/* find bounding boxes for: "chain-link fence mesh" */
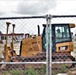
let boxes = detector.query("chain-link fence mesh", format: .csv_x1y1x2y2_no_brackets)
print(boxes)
0,64,46,75
0,15,76,75
51,15,76,75
0,16,47,75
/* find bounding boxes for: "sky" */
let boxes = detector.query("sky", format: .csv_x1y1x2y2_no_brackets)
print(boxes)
0,0,76,16
0,0,76,34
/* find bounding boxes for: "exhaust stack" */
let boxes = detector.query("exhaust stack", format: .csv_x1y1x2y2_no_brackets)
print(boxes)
37,25,40,36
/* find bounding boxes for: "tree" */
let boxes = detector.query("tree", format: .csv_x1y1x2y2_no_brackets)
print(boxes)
0,31,2,34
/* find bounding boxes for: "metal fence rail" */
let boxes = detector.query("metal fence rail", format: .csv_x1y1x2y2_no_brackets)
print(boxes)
0,62,46,64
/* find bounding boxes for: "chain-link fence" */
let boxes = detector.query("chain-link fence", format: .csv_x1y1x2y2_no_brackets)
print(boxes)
0,15,76,75
0,16,47,75
51,15,76,75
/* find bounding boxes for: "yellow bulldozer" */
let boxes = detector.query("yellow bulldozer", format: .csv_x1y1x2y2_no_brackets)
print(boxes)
1,22,76,69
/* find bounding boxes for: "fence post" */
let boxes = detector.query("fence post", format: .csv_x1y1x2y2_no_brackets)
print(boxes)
46,14,52,75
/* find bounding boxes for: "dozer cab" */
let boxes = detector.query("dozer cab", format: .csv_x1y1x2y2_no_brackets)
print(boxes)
2,22,76,69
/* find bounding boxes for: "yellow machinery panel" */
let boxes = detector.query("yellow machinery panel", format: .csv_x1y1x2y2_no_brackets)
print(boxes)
21,36,42,57
56,41,74,52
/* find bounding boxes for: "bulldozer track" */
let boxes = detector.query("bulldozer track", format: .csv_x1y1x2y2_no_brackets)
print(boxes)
0,52,76,74
0,52,46,70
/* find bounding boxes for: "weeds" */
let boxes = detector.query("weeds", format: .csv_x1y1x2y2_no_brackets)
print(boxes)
1,64,46,75
55,64,69,74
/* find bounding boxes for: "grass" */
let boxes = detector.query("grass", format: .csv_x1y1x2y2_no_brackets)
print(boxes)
2,69,38,75
1,71,9,75
54,64,73,75
1,65,46,75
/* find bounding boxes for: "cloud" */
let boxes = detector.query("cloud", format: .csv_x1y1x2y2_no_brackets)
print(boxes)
66,8,76,15
16,0,56,15
0,12,4,15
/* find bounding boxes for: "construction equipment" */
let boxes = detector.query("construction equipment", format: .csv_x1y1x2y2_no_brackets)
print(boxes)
1,22,76,70
2,22,17,62
20,23,75,68
2,22,11,61
11,24,15,50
